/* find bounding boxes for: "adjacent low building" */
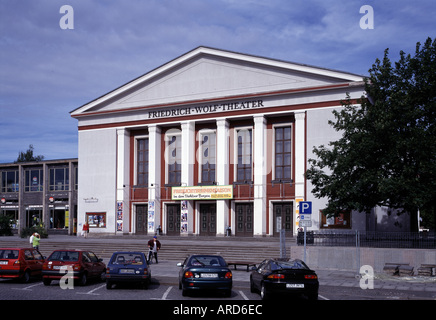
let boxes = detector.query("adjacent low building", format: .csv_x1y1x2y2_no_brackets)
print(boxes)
0,159,78,235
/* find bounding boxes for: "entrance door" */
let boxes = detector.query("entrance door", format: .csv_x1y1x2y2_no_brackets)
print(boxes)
200,204,216,236
273,202,293,236
167,204,181,236
235,203,254,237
135,205,148,235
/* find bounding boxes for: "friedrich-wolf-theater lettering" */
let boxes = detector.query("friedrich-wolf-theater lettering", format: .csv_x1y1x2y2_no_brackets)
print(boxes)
148,99,264,119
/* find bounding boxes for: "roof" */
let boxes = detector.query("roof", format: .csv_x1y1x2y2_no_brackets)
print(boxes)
70,46,365,118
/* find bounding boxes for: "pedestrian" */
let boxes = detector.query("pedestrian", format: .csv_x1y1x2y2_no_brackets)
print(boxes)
82,222,89,238
32,233,40,250
147,236,161,264
29,232,35,247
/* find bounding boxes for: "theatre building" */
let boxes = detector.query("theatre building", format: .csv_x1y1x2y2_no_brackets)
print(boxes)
70,47,367,237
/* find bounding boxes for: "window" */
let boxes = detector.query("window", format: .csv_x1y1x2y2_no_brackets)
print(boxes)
321,210,351,229
1,170,19,192
49,167,69,191
86,212,106,228
167,134,181,185
137,138,149,186
74,166,78,190
275,126,292,181
236,128,252,182
199,131,216,184
25,168,43,192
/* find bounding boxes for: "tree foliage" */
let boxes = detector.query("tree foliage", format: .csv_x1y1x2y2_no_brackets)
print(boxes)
15,144,44,163
305,37,436,230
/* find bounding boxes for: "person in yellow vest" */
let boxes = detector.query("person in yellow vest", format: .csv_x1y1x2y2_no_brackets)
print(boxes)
32,233,40,250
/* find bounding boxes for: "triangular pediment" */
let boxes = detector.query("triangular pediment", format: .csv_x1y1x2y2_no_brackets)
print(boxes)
71,47,363,116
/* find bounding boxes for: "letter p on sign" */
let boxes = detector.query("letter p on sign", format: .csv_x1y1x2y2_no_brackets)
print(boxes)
299,201,312,214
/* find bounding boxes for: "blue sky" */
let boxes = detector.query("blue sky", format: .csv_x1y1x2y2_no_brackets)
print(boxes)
0,0,435,163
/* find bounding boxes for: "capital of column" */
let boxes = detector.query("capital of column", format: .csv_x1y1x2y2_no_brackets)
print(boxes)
148,124,161,134
253,114,267,125
294,112,306,121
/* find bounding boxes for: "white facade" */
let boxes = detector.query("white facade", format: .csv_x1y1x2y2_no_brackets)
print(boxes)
71,47,368,237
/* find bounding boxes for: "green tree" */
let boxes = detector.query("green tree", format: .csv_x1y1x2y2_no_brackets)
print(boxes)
15,144,44,163
305,37,436,231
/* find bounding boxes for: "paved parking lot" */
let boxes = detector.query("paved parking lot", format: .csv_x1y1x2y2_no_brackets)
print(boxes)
0,278,261,300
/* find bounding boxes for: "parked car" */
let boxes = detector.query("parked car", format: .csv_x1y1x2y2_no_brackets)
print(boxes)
250,258,319,300
42,249,106,286
177,254,232,297
0,248,45,283
106,251,151,289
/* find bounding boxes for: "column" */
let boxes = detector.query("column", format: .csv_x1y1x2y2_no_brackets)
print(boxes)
148,125,161,233
294,112,306,235
216,119,230,236
253,115,267,236
181,121,195,235
116,129,130,234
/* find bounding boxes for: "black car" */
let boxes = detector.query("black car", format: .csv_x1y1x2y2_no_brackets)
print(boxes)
250,258,319,300
106,252,151,289
177,255,232,297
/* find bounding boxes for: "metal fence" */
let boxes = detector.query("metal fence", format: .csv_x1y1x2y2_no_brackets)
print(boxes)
297,230,436,249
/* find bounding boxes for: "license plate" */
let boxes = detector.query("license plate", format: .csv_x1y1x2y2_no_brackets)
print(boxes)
120,269,135,274
286,283,304,288
0,261,8,265
201,273,218,278
53,265,68,270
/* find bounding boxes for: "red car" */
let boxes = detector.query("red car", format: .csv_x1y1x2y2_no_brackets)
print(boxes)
42,249,106,286
0,248,45,283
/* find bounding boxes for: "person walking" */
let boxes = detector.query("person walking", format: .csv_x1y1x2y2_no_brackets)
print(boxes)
82,222,89,238
32,233,40,250
147,236,161,264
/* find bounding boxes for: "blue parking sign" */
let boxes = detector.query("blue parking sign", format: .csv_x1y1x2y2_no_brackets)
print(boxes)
299,201,312,214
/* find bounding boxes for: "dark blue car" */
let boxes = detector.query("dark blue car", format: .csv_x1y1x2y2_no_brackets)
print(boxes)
177,254,232,297
106,252,151,289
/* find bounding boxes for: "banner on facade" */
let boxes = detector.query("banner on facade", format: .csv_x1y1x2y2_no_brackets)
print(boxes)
171,185,233,200
148,201,155,233
181,200,188,234
116,202,123,231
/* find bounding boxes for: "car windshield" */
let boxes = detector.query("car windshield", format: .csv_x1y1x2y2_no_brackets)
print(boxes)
0,250,19,259
110,253,145,265
48,251,79,262
272,260,309,270
188,256,226,267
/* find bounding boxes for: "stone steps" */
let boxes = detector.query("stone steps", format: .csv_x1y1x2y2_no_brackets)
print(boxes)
0,237,284,263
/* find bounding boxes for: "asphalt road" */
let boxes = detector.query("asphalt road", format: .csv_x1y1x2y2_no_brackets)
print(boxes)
1,275,433,301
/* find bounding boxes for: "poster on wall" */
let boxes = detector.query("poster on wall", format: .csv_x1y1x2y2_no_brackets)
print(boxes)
117,202,123,231
181,200,188,234
148,201,155,233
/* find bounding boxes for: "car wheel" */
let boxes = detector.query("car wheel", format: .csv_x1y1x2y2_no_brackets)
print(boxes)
100,270,106,282
106,281,113,289
260,282,269,300
250,277,256,293
22,270,31,283
78,272,87,286
182,286,189,297
43,278,52,286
